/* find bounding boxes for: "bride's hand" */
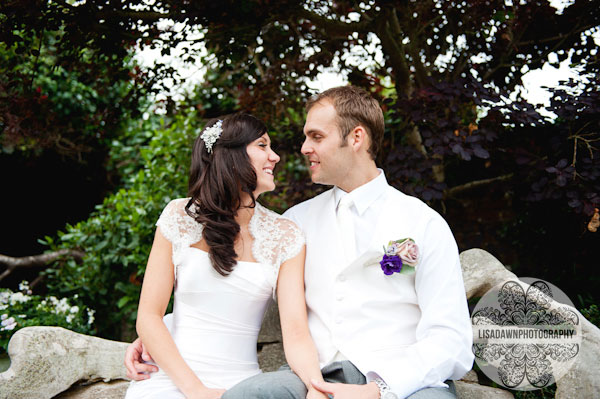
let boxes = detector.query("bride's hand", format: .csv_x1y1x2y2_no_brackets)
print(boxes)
186,387,226,399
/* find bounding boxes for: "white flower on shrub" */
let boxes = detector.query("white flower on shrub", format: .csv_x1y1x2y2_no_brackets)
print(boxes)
9,292,31,305
18,281,32,295
87,309,95,325
0,288,94,345
36,295,83,319
1,316,16,331
55,298,70,314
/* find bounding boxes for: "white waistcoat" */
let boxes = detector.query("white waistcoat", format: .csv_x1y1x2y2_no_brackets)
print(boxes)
284,185,473,398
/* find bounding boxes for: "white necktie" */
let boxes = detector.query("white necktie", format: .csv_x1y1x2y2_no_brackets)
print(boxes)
337,196,356,261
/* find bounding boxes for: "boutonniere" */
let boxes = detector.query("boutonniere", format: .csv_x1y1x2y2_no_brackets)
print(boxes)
379,238,419,275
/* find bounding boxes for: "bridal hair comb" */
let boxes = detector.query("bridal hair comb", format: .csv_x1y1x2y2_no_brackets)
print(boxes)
201,120,223,153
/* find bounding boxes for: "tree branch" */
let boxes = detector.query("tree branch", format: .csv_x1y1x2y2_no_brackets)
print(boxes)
450,52,470,81
483,14,591,82
391,8,428,86
444,173,514,198
96,10,170,22
518,24,595,46
296,7,369,37
0,249,85,282
54,0,169,25
52,0,76,11
251,47,266,80
375,10,411,96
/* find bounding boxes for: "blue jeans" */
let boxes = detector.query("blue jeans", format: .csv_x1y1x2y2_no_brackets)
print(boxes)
222,361,457,399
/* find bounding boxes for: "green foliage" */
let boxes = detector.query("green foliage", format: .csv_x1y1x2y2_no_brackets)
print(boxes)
42,112,200,338
0,23,147,158
0,281,94,353
513,386,556,399
581,304,600,328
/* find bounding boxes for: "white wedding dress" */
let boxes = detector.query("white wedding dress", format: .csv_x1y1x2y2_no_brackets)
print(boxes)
125,198,304,398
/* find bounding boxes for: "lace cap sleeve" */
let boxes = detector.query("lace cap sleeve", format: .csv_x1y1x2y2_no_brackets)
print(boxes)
249,203,305,271
249,204,305,299
156,198,203,270
156,199,188,242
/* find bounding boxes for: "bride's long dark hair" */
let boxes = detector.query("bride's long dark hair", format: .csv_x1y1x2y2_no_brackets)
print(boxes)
186,113,267,276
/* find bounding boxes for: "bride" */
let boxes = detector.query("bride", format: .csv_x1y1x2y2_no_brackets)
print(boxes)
125,114,326,399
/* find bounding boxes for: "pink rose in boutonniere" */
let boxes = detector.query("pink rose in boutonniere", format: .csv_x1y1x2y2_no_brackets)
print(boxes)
379,238,419,275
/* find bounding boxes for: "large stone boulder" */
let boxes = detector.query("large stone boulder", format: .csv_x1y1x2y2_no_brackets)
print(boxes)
0,327,128,399
55,380,130,399
258,300,282,344
453,370,513,398
257,302,287,372
459,248,518,298
555,315,600,398
454,382,514,399
460,248,600,398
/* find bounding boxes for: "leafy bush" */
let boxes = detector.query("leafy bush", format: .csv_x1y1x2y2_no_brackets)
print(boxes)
581,304,600,328
0,23,147,159
0,281,95,353
513,386,556,399
42,111,200,339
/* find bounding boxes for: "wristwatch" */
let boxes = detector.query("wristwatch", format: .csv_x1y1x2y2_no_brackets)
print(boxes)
374,378,398,399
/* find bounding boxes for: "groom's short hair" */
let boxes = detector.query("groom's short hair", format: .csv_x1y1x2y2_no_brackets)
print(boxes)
306,86,384,159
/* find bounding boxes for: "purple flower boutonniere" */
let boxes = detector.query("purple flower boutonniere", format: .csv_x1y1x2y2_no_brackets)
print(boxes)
379,238,419,275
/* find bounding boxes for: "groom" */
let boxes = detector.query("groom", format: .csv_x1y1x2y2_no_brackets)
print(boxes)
126,86,474,398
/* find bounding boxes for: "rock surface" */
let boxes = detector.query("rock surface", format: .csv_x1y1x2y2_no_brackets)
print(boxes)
555,315,600,398
454,381,514,399
54,380,130,399
459,248,518,299
258,301,282,344
460,248,600,398
257,342,286,372
0,327,128,399
1,248,598,399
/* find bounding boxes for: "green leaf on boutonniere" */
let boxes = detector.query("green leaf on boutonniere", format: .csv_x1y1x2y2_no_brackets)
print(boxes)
398,264,417,275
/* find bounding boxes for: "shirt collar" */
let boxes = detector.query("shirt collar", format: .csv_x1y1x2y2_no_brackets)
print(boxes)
333,169,388,216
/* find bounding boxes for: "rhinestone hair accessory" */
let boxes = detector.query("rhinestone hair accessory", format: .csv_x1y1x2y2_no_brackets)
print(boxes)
201,120,223,153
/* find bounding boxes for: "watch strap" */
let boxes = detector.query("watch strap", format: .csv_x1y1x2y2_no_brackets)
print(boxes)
373,378,398,399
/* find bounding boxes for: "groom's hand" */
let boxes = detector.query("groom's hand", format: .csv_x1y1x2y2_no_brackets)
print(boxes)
310,379,379,399
125,337,158,380
307,386,330,399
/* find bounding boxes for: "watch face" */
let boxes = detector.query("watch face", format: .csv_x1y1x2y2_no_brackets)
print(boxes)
383,393,398,399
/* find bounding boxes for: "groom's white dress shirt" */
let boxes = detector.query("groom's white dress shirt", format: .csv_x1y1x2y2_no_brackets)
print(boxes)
283,170,474,399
